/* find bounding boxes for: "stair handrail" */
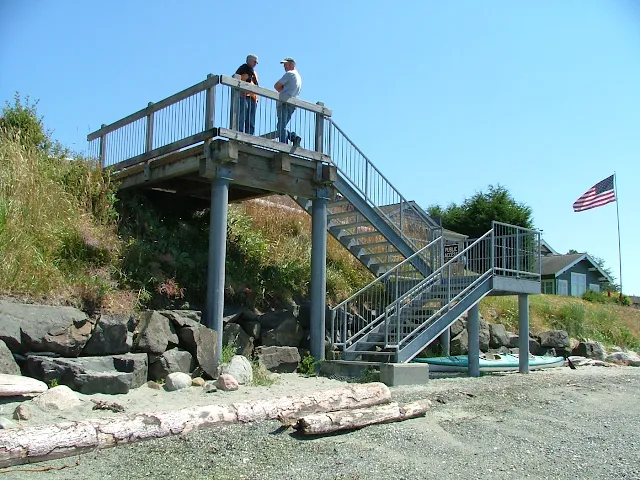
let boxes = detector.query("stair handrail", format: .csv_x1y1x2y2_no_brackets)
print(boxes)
327,121,441,252
384,229,493,348
330,236,443,347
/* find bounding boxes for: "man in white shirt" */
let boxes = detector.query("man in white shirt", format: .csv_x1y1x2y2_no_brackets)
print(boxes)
274,57,302,146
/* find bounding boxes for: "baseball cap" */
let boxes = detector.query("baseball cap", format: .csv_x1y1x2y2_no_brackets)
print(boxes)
280,57,296,64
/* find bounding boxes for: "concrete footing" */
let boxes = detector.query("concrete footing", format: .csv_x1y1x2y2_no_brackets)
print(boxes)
380,363,430,387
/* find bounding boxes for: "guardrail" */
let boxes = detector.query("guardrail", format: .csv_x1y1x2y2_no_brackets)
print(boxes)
87,74,332,169
330,237,443,348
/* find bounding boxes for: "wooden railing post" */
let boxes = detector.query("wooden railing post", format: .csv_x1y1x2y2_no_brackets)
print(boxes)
98,124,107,168
145,102,154,153
205,73,215,130
315,101,325,154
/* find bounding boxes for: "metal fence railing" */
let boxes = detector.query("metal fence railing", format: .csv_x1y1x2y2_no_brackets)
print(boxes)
330,237,443,348
87,74,333,170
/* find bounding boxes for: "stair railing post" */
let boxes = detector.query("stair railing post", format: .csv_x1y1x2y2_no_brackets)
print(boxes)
145,102,154,153
516,229,520,278
230,80,239,131
205,73,216,131
314,102,325,155
490,221,495,273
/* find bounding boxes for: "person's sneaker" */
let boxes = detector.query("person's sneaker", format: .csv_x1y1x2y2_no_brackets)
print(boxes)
292,136,302,148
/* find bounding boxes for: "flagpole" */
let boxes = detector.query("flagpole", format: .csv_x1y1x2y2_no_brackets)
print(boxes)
614,172,623,303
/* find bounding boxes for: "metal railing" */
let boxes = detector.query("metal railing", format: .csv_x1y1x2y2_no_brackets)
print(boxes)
87,74,333,169
324,121,441,252
330,236,443,348
384,222,541,349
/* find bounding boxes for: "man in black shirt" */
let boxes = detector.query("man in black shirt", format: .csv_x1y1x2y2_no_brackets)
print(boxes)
234,54,259,135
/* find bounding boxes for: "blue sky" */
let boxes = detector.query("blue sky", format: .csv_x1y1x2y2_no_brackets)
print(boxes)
2,0,639,295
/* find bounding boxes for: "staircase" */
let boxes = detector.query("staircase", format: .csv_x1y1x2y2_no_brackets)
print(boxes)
295,120,541,364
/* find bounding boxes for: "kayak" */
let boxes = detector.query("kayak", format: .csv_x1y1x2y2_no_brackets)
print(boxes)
413,353,565,372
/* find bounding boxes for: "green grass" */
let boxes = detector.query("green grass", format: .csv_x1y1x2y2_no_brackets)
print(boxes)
481,294,640,349
250,361,277,387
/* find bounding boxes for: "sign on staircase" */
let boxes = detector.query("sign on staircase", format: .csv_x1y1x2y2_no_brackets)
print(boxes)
444,243,459,261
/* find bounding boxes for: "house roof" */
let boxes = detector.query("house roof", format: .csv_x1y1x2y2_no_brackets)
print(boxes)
541,253,614,284
540,239,558,256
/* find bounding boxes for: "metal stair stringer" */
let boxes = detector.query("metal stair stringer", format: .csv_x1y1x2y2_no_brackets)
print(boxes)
395,273,494,363
293,175,431,278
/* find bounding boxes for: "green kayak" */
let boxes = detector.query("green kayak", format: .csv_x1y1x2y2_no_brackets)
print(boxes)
413,353,565,372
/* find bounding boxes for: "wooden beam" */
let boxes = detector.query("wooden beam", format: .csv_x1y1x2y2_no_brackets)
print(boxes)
218,128,330,163
111,145,205,181
118,156,201,190
273,153,292,172
106,129,216,172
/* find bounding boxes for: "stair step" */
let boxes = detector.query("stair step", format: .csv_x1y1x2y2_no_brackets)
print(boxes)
338,220,373,229
339,230,382,240
347,350,395,356
329,199,352,208
328,210,360,220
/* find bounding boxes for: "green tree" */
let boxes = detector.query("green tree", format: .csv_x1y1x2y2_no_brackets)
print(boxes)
0,93,52,152
427,185,534,238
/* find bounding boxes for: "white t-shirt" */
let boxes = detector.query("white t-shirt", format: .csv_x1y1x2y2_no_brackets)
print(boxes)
277,69,302,97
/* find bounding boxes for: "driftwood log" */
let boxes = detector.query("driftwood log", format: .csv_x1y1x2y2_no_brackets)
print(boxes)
293,399,431,435
0,382,391,468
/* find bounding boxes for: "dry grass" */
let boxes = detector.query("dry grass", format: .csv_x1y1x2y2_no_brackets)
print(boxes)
0,133,120,308
481,294,640,349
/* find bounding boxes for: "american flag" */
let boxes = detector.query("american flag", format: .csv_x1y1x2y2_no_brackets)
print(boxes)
573,175,616,212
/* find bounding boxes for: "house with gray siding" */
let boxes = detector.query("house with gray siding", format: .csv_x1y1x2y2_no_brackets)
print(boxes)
540,245,613,296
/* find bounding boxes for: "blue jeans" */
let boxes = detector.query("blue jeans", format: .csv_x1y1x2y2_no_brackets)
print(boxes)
238,96,256,135
277,103,296,143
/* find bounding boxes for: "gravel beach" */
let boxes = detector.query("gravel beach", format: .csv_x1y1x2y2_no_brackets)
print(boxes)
3,366,640,480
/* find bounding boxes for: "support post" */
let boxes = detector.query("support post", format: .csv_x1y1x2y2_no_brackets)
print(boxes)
205,74,216,130
440,328,451,356
314,102,325,154
205,176,230,364
310,194,328,362
518,294,530,374
467,304,480,377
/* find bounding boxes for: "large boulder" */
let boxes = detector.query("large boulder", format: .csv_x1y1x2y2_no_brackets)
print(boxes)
148,349,194,381
27,353,148,395
220,355,253,385
572,341,606,361
177,325,218,378
489,324,510,349
258,309,298,330
133,311,179,354
0,374,48,397
0,301,93,356
450,318,466,338
0,339,20,376
507,334,519,349
239,320,261,340
450,330,469,356
538,330,570,349
160,310,201,329
256,346,300,373
222,323,254,356
32,385,82,411
83,314,133,356
479,319,490,352
606,351,640,367
261,317,304,347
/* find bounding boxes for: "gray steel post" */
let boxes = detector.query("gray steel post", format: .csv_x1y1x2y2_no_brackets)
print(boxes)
145,102,154,153
467,304,480,377
205,177,230,364
440,327,451,356
310,194,328,361
518,293,530,374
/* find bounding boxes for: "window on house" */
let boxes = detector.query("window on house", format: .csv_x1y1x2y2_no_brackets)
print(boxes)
571,272,587,297
541,280,554,294
557,279,568,296
589,283,600,293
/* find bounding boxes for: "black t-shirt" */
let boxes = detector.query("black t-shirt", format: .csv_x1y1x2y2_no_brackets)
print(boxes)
235,63,258,85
